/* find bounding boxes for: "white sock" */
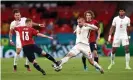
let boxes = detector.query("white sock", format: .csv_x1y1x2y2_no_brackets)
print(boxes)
14,54,19,65
125,53,130,67
60,57,70,66
110,52,115,64
25,57,29,65
93,61,101,69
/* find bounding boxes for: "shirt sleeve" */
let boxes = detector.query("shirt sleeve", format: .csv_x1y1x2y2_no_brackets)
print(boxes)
31,28,39,36
10,22,15,29
127,18,130,26
85,24,98,30
112,18,116,26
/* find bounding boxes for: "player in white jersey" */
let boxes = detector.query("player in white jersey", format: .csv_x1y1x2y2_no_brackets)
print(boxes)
108,8,131,70
9,9,44,72
53,17,104,74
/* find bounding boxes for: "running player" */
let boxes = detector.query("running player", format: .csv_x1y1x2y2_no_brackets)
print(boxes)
82,10,100,71
9,9,44,71
12,18,59,75
108,8,131,69
54,17,104,74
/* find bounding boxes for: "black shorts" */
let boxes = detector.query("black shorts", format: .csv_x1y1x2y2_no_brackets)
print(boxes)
90,42,97,52
23,44,42,62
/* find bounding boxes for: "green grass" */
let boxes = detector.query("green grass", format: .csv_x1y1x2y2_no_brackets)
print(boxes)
1,57,133,80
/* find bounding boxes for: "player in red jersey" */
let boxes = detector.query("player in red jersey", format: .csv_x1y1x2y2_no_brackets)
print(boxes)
12,18,59,75
82,10,101,71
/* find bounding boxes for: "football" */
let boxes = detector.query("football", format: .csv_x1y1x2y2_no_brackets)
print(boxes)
52,64,62,72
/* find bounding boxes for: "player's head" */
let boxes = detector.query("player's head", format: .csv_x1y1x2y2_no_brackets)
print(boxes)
77,17,85,27
25,18,32,27
119,8,126,16
84,10,95,20
13,9,21,20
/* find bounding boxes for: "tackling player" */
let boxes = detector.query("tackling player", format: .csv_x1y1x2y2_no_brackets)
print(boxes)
55,17,104,74
12,18,59,75
82,10,100,71
108,8,131,69
9,9,44,71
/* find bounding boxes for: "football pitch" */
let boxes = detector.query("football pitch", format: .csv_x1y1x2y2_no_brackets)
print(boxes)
1,57,133,80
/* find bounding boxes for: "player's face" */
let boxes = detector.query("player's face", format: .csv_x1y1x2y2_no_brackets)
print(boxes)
14,13,21,20
119,10,125,16
86,13,92,20
77,19,85,27
26,21,32,27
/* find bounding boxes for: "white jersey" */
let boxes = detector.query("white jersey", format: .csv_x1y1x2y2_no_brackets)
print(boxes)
75,25,95,45
112,16,130,37
10,17,27,48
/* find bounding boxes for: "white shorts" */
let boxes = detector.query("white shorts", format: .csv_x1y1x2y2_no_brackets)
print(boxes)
16,36,22,48
69,43,92,59
112,36,129,47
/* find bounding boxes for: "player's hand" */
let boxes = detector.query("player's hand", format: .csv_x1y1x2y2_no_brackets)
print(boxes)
108,35,111,44
97,36,100,41
48,37,54,40
84,23,88,27
39,24,45,27
10,40,15,46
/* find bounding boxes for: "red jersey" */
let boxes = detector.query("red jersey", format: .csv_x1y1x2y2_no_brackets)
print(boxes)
86,19,99,43
14,26,38,47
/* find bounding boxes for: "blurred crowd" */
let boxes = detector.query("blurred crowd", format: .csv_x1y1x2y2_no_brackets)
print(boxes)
1,1,133,36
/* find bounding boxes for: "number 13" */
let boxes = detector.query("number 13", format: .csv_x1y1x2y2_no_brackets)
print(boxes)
22,31,29,41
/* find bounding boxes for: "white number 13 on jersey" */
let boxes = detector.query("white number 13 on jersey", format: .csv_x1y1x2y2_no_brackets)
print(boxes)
22,31,29,41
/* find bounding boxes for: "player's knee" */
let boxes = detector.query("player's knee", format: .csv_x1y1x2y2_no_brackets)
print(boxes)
124,46,129,53
29,59,34,63
16,48,21,54
66,53,74,57
112,47,117,54
93,50,98,57
88,59,93,65
125,48,129,53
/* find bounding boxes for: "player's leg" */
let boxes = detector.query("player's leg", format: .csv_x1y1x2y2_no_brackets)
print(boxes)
82,45,104,74
33,44,59,66
13,48,21,71
108,38,120,69
23,45,46,75
122,38,131,69
57,44,80,67
82,55,88,71
92,42,99,63
108,47,117,69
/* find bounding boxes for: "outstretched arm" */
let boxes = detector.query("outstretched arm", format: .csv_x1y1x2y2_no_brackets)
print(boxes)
32,22,45,27
37,33,53,40
84,23,98,30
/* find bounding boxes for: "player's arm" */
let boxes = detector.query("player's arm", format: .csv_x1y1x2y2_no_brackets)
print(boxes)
37,33,53,40
108,18,116,42
31,28,53,39
32,22,45,27
127,18,131,39
97,25,101,40
73,27,77,33
108,26,115,42
84,23,98,30
9,23,15,46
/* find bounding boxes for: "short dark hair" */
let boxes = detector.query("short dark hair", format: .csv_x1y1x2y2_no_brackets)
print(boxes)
13,9,20,14
84,10,95,19
119,8,126,11
25,18,32,23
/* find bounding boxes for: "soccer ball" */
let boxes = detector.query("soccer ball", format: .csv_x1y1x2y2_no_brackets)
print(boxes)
52,64,62,72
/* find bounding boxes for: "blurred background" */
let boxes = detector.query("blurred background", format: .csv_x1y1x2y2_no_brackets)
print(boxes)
1,1,133,58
